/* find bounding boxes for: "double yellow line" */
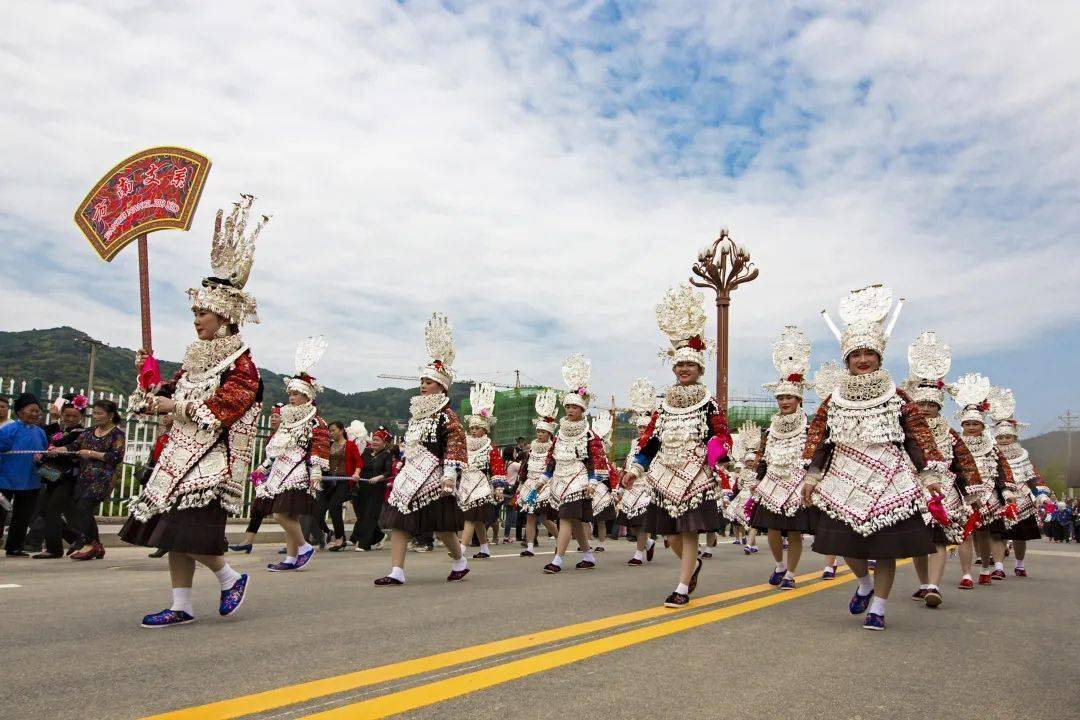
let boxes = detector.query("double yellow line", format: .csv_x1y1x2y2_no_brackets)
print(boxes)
145,566,858,720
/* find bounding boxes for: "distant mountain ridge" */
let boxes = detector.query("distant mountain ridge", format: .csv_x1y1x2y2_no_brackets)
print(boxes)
0,327,469,429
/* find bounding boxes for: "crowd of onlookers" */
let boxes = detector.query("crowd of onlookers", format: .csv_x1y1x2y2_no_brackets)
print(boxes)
1040,497,1080,543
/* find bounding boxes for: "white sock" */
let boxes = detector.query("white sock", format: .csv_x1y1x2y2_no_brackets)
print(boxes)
595,542,604,550
774,562,786,573
552,554,564,568
298,543,313,555
962,573,973,581
927,584,938,591
452,555,467,572
583,551,596,563
170,587,193,615
479,543,490,555
285,555,297,564
675,582,690,594
783,570,794,580
526,543,534,551
632,550,644,561
856,575,874,596
919,583,930,591
214,564,241,591
994,561,1004,572
980,568,991,575
388,566,406,582
867,596,887,616
646,537,655,550
1015,559,1024,569
824,565,834,573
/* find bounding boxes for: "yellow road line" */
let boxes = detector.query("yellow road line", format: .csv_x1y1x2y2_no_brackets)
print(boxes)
300,567,874,720
142,566,844,720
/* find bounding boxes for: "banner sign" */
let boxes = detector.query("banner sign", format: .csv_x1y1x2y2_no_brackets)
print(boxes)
74,146,211,261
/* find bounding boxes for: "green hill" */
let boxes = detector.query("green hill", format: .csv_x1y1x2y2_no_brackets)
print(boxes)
0,326,469,429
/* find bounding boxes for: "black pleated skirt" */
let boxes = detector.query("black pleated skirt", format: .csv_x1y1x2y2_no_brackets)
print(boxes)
558,498,593,522
616,510,646,529
647,497,721,535
811,512,934,560
380,496,463,534
750,504,817,534
269,488,314,518
977,518,1007,538
463,502,493,523
119,501,228,556
1004,516,1042,541
592,504,616,523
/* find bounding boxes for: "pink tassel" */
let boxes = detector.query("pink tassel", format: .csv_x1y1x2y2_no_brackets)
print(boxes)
706,436,727,468
139,355,162,391
250,469,267,487
927,493,949,526
743,497,757,521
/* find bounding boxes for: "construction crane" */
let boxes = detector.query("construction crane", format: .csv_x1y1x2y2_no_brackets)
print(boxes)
377,373,516,389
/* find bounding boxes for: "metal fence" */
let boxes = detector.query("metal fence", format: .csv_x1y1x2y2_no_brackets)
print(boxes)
1,375,275,518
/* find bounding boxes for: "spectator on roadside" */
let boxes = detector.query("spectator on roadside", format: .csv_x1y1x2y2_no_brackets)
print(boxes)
1055,501,1074,544
30,394,87,558
352,426,392,552
0,393,48,556
0,396,11,426
50,399,125,561
318,421,360,551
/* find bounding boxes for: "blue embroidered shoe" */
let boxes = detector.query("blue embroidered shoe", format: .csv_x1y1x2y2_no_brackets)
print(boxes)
778,577,795,591
848,588,874,615
862,612,886,631
141,609,195,629
267,561,298,572
768,569,785,586
295,546,315,569
228,543,253,554
219,573,249,616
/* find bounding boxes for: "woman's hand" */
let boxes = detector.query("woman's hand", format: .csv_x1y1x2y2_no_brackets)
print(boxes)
135,349,147,370
800,483,816,507
154,398,176,415
46,446,70,455
76,449,96,460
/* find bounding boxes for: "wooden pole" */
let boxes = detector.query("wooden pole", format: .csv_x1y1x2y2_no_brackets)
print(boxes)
137,233,152,354
716,292,730,413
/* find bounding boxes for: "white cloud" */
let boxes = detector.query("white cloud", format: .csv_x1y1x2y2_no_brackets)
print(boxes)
1,0,1077,430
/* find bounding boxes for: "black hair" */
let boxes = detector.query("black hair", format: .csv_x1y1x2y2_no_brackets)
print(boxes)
93,398,122,424
329,421,345,433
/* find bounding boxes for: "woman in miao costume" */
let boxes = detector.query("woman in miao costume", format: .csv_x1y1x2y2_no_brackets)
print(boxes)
748,326,817,591
624,285,732,608
953,374,1012,587
802,285,945,631
991,387,1047,578
121,196,265,628
541,353,610,574
619,379,658,567
376,314,470,585
589,410,617,552
724,423,761,555
517,389,560,557
460,383,507,560
257,337,330,572
901,332,978,608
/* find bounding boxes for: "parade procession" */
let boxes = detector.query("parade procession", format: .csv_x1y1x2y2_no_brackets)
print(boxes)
2,3,1078,720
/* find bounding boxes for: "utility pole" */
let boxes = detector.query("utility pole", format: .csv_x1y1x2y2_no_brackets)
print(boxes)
515,369,521,389
76,337,106,397
1060,410,1078,498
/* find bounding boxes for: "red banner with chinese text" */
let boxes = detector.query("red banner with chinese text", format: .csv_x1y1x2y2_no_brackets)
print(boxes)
74,146,211,261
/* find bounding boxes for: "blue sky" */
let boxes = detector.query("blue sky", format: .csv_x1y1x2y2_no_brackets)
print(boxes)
1,0,1078,433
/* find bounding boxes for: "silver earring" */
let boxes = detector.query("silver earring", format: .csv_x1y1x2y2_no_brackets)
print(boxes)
215,324,228,338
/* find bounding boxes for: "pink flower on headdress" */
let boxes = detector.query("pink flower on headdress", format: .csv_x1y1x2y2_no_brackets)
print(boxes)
72,395,88,411
687,336,706,351
480,409,490,418
934,379,945,389
786,373,804,383
576,387,588,396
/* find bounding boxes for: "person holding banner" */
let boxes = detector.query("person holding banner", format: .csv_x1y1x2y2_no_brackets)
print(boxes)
119,196,265,629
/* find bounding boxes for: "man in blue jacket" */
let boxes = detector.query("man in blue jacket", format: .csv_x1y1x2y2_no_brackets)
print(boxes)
0,393,48,556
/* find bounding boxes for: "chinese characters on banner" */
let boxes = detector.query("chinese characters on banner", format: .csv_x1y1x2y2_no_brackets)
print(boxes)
74,147,211,261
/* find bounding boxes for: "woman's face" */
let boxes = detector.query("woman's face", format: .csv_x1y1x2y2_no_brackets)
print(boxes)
961,419,985,436
536,428,552,443
193,310,226,341
269,414,281,430
91,405,110,426
846,348,881,375
60,407,83,427
330,424,343,441
673,362,703,386
916,400,941,418
17,403,42,425
996,434,1017,446
776,394,801,414
565,404,584,421
419,378,444,396
287,390,308,406
370,435,385,451
470,426,487,439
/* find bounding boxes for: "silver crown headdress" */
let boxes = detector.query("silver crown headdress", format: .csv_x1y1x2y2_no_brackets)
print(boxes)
467,382,497,432
821,284,904,362
561,353,592,409
628,378,657,427
951,372,991,424
901,331,951,406
736,420,762,459
762,325,811,399
655,284,710,369
420,313,455,392
987,386,1025,438
533,387,559,435
812,361,845,401
286,335,327,399
187,194,267,326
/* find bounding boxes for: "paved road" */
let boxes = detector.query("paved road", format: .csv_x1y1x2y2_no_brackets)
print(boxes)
2,536,1077,720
